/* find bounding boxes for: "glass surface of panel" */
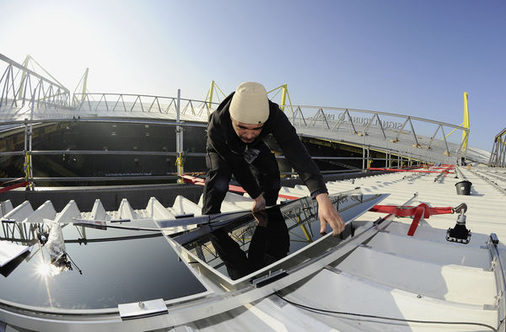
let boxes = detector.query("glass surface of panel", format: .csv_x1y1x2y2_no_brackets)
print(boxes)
0,220,208,311
178,193,387,282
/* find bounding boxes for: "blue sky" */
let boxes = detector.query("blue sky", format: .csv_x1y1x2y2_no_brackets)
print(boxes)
0,0,504,151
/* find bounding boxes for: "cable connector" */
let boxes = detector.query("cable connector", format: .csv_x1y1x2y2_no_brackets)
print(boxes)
446,208,471,244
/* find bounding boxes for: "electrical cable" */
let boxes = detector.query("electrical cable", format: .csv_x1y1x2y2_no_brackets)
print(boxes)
276,293,498,331
65,251,83,275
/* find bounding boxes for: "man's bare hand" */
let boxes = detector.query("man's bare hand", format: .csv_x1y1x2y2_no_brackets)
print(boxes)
252,193,266,212
253,210,268,227
316,193,345,236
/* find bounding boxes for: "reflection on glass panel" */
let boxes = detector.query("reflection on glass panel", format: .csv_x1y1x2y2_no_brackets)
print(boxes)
0,219,209,311
178,193,387,282
207,208,289,280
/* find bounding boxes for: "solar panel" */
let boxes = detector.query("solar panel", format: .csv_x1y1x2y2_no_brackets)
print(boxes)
0,220,210,312
175,192,388,286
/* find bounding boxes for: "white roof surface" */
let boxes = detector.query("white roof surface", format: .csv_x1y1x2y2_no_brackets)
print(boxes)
1,164,505,331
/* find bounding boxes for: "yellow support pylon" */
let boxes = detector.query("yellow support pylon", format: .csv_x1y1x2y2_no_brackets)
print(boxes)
267,84,294,116
205,80,226,109
23,153,32,188
176,153,185,184
461,92,470,151
19,54,69,104
73,68,89,104
443,92,470,151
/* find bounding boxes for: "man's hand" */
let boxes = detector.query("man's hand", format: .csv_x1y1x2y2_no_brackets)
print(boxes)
253,210,268,227
316,193,345,236
252,193,266,212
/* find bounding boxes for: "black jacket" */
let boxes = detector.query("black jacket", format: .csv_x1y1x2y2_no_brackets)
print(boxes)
207,92,327,199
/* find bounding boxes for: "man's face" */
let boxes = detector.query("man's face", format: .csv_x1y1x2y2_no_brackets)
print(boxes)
231,119,264,144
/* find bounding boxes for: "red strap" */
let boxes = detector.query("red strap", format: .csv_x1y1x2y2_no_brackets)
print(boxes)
368,167,455,174
370,203,453,236
278,193,301,200
181,175,300,200
181,175,205,185
370,204,453,217
0,181,29,194
407,204,427,236
369,164,454,174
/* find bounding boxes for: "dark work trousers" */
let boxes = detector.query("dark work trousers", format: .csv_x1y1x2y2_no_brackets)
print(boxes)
202,142,281,215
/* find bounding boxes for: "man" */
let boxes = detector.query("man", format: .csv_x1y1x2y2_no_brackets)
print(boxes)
202,82,345,235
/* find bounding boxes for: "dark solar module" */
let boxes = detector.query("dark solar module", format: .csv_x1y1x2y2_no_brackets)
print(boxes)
0,220,208,311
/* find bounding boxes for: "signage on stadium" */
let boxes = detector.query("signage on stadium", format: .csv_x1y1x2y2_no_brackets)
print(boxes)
323,114,404,130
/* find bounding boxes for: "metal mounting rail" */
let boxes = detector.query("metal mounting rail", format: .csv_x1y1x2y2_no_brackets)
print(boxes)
469,169,506,196
488,233,506,331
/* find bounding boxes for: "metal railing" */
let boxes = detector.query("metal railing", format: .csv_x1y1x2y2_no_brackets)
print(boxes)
489,128,506,167
0,54,71,111
0,94,464,186
1,53,471,187
72,92,214,120
288,105,469,164
68,95,468,163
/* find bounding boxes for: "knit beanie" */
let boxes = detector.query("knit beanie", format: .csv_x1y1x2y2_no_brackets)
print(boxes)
229,82,269,125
